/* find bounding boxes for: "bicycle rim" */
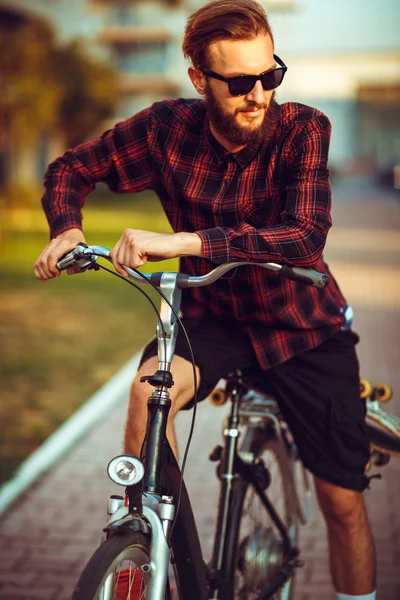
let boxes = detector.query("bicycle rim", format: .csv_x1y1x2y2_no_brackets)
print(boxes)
72,531,152,600
227,430,298,600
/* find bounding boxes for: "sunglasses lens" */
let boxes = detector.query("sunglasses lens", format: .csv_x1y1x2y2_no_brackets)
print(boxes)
261,69,284,91
228,68,286,95
229,76,256,96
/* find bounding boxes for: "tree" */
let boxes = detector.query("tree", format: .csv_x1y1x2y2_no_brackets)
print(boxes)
0,19,117,208
0,20,63,143
54,42,117,148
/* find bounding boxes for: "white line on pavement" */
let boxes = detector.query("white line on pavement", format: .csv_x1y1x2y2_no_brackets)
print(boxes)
0,352,141,517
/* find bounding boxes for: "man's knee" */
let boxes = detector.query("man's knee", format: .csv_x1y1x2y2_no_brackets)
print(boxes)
315,476,365,525
130,357,159,403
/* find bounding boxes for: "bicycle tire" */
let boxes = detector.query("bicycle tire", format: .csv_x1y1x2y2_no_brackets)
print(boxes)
223,427,299,600
71,530,160,600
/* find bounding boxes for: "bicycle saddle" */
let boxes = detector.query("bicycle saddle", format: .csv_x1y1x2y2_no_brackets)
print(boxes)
226,367,275,397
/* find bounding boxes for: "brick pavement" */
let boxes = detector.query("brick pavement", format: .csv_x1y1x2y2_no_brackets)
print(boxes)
0,192,399,599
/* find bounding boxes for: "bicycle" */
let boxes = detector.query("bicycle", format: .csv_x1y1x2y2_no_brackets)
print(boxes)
56,243,400,600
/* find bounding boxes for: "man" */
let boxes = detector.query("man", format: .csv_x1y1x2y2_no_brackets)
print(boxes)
34,1,376,598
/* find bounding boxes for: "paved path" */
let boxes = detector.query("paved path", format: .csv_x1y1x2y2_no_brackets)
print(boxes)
0,190,399,599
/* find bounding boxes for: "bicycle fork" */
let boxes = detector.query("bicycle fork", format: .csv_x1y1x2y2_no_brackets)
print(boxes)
104,383,175,600
104,494,174,600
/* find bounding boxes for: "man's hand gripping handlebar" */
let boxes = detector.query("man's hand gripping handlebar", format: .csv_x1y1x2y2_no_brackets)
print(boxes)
57,243,329,290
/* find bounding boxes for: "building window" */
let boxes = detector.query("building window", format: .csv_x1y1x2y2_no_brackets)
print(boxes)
113,42,168,73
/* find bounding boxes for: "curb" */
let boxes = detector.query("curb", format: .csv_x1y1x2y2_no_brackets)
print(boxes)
0,352,141,517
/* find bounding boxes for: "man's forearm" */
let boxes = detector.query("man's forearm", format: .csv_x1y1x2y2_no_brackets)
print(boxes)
173,231,203,257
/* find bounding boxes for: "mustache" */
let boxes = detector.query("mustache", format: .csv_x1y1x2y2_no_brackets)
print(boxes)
236,101,268,114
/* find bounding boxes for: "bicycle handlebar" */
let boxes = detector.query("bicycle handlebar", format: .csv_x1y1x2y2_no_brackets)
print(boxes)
57,243,329,290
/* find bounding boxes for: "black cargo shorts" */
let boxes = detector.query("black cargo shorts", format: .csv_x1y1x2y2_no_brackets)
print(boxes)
139,317,370,492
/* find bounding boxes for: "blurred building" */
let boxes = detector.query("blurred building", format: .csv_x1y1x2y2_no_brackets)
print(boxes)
268,0,400,180
1,0,399,182
95,0,186,119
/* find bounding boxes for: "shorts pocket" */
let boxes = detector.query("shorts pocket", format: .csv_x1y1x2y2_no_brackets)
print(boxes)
328,397,370,473
331,391,366,423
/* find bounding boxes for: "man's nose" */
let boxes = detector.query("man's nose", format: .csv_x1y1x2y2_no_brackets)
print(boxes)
245,79,265,105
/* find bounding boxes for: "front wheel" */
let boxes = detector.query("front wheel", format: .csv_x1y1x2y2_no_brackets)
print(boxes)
224,430,299,600
72,531,153,600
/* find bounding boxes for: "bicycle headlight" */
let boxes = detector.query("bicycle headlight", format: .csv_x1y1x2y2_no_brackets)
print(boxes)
107,455,144,487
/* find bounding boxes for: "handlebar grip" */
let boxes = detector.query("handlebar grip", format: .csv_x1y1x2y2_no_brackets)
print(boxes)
280,265,329,289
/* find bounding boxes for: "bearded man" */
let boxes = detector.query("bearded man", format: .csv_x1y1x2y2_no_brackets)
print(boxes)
34,1,376,598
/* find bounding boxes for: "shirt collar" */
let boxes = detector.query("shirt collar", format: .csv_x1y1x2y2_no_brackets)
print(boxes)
203,104,281,169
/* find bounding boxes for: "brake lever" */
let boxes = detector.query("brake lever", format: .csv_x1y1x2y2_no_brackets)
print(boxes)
57,243,99,271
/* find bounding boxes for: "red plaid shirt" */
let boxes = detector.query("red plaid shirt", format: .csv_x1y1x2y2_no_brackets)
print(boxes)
42,98,348,369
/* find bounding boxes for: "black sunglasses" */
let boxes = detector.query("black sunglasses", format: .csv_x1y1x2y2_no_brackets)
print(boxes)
200,54,287,97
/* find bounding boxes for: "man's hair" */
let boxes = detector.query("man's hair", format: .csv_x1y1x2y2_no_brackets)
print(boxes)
182,0,274,69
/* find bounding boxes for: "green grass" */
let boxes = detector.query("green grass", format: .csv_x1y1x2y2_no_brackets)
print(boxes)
0,190,180,484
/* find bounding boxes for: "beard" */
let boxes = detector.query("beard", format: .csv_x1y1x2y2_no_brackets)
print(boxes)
205,83,280,147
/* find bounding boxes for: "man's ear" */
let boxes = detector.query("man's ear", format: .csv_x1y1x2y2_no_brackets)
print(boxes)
188,66,207,96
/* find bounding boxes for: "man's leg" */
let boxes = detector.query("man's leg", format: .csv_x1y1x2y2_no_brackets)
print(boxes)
315,476,376,596
124,355,200,458
258,331,376,597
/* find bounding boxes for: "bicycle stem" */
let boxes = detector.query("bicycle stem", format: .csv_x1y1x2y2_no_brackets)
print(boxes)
155,273,182,369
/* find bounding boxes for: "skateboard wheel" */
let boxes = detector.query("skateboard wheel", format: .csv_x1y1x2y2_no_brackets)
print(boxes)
374,451,391,467
372,383,393,403
365,458,372,472
360,378,373,399
367,449,391,469
210,388,227,406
